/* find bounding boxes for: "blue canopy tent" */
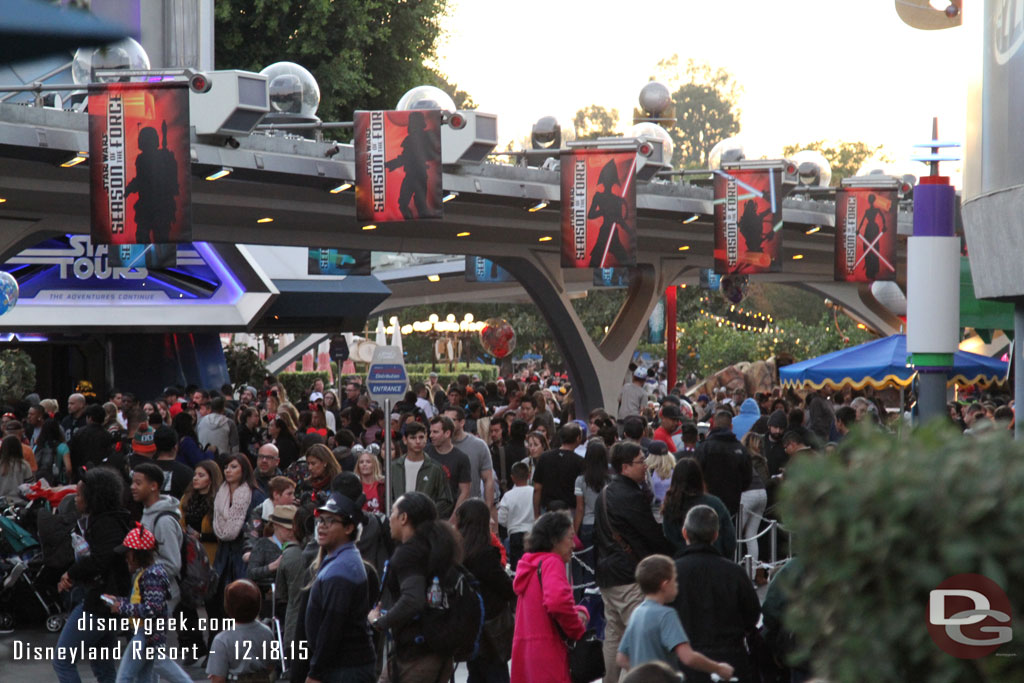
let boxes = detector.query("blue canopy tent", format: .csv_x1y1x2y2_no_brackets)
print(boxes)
779,334,1008,390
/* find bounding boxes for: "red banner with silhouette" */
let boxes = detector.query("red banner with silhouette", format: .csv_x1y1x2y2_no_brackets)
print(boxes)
713,168,786,274
560,149,637,268
89,82,191,246
834,187,898,282
354,110,442,223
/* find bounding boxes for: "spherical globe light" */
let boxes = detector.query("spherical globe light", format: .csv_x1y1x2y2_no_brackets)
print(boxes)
630,122,674,164
638,81,672,118
396,85,456,113
72,38,150,85
532,115,575,149
790,149,832,187
259,62,320,117
708,137,746,170
0,271,19,316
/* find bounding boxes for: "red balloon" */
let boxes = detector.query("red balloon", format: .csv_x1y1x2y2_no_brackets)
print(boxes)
480,318,517,358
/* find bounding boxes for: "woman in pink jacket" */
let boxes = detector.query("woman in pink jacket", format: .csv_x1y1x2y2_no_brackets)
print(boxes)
511,511,590,683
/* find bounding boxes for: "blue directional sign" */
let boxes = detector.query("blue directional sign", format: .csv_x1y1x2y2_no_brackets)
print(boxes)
367,346,408,402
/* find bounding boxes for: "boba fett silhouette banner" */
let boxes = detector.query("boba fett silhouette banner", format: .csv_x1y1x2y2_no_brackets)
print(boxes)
354,110,443,223
834,188,897,282
560,149,637,268
88,82,191,246
713,168,789,274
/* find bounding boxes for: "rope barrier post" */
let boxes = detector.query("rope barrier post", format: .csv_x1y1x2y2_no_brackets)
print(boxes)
734,502,744,563
770,521,777,566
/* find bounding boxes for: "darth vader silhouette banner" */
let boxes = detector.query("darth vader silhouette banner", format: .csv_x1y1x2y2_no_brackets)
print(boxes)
713,168,787,274
834,188,897,282
355,110,442,223
89,82,191,247
560,149,637,268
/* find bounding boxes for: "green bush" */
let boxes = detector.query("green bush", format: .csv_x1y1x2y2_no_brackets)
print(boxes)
224,343,269,390
0,349,36,402
403,363,499,382
779,423,1024,682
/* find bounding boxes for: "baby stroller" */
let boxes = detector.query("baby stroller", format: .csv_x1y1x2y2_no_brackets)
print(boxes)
0,509,65,632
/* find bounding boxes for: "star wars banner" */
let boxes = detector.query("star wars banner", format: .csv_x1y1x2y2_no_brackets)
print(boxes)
465,256,514,283
89,82,191,246
354,110,443,223
308,248,372,276
593,267,630,288
560,149,637,268
834,188,897,282
713,168,789,274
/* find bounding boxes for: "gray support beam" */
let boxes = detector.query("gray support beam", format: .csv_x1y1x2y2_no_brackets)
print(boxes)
496,252,687,418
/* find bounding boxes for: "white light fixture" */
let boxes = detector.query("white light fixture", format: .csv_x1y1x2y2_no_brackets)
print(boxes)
528,200,548,212
456,231,470,237
329,182,353,194
792,254,805,260
538,235,553,242
257,217,274,223
427,274,440,282
362,224,377,231
805,226,821,235
205,166,233,181
443,192,458,203
677,245,690,251
683,214,700,224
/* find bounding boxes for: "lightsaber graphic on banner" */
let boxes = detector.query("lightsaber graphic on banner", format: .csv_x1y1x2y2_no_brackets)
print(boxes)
560,148,637,268
88,82,191,247
598,156,638,269
713,164,790,274
354,110,443,223
833,184,898,282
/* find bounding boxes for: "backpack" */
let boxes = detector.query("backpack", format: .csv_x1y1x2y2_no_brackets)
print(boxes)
416,564,485,662
156,510,218,609
34,443,62,484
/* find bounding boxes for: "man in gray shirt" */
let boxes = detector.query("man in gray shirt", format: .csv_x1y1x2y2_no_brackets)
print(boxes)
618,366,650,420
443,405,495,515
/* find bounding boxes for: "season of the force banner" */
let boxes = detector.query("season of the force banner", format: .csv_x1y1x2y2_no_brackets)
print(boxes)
560,149,637,269
834,188,898,282
88,82,191,247
354,110,443,223
713,168,788,274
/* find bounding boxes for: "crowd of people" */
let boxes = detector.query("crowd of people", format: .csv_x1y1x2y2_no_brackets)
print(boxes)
0,363,1010,683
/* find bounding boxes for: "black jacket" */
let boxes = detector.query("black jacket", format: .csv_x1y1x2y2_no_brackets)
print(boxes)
66,509,132,615
463,545,513,620
672,543,760,650
593,475,673,588
694,429,752,516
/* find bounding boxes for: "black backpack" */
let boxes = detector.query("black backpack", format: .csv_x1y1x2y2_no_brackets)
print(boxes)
155,510,218,608
416,564,485,662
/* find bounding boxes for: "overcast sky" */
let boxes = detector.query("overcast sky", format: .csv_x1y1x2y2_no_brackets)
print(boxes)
435,0,975,179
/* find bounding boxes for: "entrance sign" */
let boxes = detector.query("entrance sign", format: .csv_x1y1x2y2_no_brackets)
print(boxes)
366,345,408,402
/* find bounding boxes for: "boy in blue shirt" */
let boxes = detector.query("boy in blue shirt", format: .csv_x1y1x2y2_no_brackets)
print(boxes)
616,554,734,680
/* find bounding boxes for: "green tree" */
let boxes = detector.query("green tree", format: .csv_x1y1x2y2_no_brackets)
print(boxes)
429,69,476,110
572,105,620,140
782,140,886,185
646,57,742,168
223,343,269,389
214,0,448,125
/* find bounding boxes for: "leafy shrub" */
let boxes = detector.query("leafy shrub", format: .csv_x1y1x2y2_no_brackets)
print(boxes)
0,349,36,402
276,372,330,404
778,423,1024,682
224,343,269,389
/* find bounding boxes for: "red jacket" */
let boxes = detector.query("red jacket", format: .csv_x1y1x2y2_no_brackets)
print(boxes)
510,552,588,683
